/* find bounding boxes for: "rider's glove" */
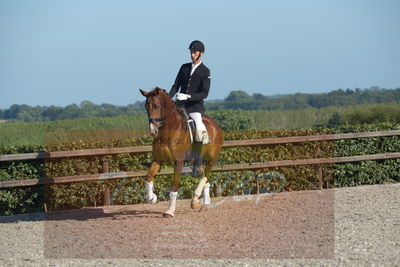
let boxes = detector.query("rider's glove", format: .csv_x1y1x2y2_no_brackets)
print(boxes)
176,93,191,101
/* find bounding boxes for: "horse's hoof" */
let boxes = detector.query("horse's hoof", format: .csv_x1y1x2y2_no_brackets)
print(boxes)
191,198,201,210
163,210,174,218
147,194,157,204
199,204,210,212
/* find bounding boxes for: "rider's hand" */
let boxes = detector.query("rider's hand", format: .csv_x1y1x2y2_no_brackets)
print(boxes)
176,93,191,101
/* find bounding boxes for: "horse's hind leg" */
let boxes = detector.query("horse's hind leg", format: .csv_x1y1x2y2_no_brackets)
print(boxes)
191,176,208,209
144,161,160,204
191,158,213,209
191,153,219,209
202,158,217,206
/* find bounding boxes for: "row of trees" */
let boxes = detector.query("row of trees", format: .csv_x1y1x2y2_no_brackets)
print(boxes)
1,87,399,122
0,101,143,122
206,87,400,110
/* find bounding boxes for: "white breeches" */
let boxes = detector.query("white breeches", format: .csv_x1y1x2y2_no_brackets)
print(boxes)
189,112,206,131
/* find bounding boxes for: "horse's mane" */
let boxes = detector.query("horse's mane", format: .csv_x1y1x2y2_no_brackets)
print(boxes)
154,87,175,110
152,87,188,128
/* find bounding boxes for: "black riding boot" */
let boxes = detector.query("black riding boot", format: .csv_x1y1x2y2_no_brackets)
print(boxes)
191,143,204,177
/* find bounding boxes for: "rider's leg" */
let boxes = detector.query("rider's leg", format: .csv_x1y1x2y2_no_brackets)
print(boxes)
188,112,209,144
188,112,206,177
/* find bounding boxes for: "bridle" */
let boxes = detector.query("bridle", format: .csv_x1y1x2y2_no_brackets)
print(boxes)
146,94,173,130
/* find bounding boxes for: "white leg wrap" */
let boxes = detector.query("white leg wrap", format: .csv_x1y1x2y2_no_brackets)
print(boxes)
202,182,211,205
164,191,178,217
194,177,208,198
145,181,157,204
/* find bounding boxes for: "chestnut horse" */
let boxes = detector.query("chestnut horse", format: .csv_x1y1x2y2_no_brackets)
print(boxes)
140,87,223,217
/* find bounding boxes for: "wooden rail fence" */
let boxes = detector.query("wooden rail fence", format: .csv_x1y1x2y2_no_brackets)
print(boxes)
0,130,399,204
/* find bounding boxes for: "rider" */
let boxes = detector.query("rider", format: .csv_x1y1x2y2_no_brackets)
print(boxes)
169,40,210,144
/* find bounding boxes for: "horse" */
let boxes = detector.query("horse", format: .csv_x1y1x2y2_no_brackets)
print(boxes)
139,87,223,217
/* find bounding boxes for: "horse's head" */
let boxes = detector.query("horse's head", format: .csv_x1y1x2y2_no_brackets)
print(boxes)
140,87,171,136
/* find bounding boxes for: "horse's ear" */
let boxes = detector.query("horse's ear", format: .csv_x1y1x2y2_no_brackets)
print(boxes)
155,87,166,94
139,89,148,97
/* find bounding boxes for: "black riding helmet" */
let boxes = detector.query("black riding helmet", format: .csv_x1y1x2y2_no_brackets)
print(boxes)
188,40,205,52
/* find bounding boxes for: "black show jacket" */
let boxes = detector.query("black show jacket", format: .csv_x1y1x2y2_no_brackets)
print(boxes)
169,62,211,113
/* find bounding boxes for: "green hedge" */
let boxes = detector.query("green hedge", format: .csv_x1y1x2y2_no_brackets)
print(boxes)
0,123,399,215
333,123,400,187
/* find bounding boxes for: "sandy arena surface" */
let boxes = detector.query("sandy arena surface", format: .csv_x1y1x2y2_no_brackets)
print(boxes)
0,183,399,266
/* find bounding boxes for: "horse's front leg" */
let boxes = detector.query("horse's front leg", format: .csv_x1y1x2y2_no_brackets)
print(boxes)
144,161,160,204
164,157,184,218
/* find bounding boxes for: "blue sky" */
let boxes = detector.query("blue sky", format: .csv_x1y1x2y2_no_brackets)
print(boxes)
0,0,399,109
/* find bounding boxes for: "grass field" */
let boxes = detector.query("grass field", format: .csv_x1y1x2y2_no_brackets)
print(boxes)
0,103,399,147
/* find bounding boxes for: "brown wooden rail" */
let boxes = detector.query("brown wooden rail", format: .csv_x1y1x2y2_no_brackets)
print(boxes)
0,130,399,198
1,152,399,189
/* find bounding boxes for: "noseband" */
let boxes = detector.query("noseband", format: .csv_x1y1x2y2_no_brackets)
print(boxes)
149,117,165,123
